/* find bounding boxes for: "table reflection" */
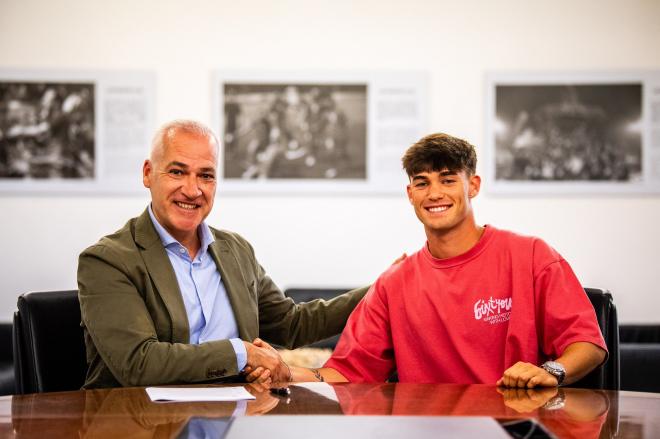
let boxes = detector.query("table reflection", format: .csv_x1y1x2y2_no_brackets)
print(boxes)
330,383,614,438
176,417,232,439
8,383,622,439
11,384,279,438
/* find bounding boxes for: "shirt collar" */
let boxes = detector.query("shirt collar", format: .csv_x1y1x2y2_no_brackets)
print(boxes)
147,204,215,255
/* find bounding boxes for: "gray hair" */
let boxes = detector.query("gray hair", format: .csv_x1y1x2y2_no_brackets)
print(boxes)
150,119,219,162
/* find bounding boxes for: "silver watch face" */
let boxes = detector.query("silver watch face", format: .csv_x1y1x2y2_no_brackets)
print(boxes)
544,361,565,373
542,361,566,384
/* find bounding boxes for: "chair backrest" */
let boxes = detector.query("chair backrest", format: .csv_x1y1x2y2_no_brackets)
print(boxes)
571,288,620,390
0,322,15,395
13,290,87,394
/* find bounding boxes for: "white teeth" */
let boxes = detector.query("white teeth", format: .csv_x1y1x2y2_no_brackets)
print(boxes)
176,202,197,210
428,206,449,213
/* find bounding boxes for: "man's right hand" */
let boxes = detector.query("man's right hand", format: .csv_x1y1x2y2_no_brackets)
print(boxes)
243,338,290,383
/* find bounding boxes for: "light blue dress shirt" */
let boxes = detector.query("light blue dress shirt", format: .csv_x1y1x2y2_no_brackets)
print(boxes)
148,205,247,371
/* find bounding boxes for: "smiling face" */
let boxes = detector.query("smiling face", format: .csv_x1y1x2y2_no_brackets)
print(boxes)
406,168,481,236
143,128,218,246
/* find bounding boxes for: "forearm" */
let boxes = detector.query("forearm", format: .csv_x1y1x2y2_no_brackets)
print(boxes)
89,331,240,386
498,341,607,388
258,284,370,348
556,341,607,385
290,366,349,383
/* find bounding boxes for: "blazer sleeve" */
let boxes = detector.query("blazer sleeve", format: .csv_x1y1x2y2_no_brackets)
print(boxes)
257,278,370,348
78,243,240,387
228,234,369,348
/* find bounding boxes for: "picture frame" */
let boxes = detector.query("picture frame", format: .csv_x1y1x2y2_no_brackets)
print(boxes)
485,71,660,195
0,69,155,194
213,70,429,194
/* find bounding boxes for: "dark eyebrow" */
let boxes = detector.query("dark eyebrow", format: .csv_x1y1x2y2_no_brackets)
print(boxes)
411,170,458,181
199,167,216,173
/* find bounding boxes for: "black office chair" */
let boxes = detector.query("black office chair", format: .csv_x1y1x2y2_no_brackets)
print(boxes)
0,322,15,395
13,290,87,394
570,288,620,390
619,324,660,392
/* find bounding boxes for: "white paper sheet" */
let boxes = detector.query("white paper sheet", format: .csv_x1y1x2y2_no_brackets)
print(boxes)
145,386,256,402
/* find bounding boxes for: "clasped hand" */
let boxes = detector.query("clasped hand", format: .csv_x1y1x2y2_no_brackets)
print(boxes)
242,338,290,384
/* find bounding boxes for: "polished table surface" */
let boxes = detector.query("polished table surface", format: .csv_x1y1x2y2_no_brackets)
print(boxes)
2,383,660,438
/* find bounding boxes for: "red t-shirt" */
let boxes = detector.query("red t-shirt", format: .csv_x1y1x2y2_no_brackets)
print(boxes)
325,226,607,383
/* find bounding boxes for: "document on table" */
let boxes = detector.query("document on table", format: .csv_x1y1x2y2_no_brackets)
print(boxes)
145,386,256,402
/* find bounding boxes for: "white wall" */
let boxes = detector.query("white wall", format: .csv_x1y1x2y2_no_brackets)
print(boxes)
1,0,659,322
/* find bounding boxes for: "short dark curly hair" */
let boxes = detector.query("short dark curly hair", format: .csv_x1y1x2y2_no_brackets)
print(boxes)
402,133,477,177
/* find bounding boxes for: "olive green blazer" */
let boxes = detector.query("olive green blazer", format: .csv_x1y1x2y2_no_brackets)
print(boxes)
77,209,368,388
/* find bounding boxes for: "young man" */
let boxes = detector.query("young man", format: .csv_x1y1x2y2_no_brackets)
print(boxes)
249,132,606,388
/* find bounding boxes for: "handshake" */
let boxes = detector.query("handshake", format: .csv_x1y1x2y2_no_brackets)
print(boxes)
242,338,292,384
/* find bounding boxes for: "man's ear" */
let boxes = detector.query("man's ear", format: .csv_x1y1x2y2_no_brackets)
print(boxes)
468,174,481,199
142,159,152,188
406,184,413,204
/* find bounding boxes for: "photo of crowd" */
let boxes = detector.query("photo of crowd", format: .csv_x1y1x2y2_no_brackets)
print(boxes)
494,84,642,182
222,83,367,180
0,81,95,179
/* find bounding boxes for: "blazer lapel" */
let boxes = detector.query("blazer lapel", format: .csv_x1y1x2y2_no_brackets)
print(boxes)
209,239,258,341
134,209,190,343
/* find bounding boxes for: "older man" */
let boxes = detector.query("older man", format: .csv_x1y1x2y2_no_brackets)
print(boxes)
77,120,367,388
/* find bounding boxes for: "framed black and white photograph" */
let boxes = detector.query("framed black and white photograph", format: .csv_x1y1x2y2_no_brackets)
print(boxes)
485,72,660,194
0,81,95,180
0,69,155,194
214,71,429,194
223,83,367,180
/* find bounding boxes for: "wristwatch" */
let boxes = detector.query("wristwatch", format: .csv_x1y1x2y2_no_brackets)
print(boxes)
541,361,566,386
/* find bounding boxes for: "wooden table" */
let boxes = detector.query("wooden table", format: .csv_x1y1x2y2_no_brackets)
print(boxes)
3,383,660,438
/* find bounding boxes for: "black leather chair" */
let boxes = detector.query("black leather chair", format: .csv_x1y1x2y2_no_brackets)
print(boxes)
619,324,660,392
570,288,620,390
13,290,87,394
0,322,15,395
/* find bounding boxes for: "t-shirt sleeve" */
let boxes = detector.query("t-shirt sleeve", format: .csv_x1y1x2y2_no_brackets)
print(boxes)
533,241,608,359
324,280,395,382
